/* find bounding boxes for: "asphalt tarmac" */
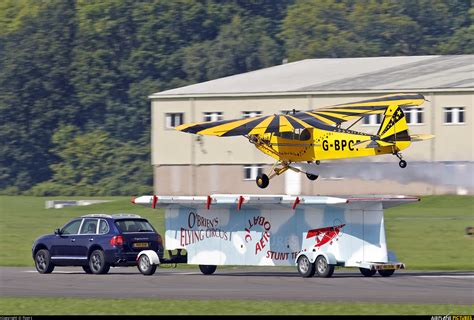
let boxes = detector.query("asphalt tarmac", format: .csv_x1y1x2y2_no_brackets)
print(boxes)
1,267,473,304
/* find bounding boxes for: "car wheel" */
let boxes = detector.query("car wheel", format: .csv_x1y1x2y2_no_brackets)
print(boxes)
89,250,110,274
315,255,334,278
297,255,315,278
198,265,217,275
35,249,54,274
82,265,93,274
359,267,377,277
137,255,157,276
378,269,395,277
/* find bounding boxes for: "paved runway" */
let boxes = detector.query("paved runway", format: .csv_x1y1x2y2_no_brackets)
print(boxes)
1,267,473,304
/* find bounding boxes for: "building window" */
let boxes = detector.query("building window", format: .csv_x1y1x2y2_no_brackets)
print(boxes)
362,114,382,125
243,164,263,180
242,111,262,119
444,107,465,124
404,107,424,125
203,112,223,122
165,113,184,129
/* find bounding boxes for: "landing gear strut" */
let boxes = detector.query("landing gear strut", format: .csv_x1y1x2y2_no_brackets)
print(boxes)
256,161,295,189
395,152,407,168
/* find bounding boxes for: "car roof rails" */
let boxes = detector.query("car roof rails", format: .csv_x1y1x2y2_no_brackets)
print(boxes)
111,213,142,219
81,214,112,218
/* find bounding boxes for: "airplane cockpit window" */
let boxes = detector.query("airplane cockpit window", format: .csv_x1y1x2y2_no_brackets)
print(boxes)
274,128,310,141
299,128,311,140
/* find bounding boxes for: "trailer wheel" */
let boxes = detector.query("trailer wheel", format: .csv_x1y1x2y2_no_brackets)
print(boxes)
359,268,376,277
199,264,217,275
315,256,334,278
378,269,395,277
297,255,315,278
138,254,157,276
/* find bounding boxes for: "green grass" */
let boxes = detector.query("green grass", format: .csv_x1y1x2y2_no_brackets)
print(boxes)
0,195,473,269
0,196,165,267
0,297,472,315
384,195,474,270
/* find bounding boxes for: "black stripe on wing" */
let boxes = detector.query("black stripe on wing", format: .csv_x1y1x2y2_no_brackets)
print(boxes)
317,105,388,112
181,119,238,134
285,115,306,130
292,112,337,131
264,116,280,133
332,94,425,106
313,112,347,124
220,116,270,137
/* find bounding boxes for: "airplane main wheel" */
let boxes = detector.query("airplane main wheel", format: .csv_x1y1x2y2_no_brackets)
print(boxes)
306,173,319,181
256,174,269,189
399,160,407,168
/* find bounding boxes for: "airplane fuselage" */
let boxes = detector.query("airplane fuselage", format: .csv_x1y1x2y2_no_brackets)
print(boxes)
253,127,411,163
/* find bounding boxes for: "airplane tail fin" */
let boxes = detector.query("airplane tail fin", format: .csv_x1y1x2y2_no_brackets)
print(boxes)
356,105,434,150
377,105,411,145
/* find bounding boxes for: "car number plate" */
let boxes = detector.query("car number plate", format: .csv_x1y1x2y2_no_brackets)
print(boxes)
133,242,149,248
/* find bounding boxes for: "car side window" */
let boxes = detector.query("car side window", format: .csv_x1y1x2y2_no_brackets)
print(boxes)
99,219,109,235
80,219,98,235
61,220,82,235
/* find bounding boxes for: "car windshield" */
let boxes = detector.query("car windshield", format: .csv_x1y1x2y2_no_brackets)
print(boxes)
114,219,155,233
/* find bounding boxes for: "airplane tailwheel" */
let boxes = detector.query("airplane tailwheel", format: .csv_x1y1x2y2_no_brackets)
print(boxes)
306,173,319,181
256,174,269,189
399,160,407,168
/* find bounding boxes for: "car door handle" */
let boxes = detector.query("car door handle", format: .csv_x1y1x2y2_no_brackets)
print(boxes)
71,238,76,242
89,238,94,242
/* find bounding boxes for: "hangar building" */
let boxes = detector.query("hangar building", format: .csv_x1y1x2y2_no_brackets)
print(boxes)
149,55,473,195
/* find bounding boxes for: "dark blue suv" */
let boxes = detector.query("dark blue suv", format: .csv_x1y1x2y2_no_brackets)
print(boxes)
32,214,164,274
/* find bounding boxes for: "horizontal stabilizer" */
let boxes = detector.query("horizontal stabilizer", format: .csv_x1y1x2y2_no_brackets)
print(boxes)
410,134,435,142
354,139,394,149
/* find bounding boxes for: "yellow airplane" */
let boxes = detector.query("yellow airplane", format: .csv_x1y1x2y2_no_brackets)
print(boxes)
176,93,434,188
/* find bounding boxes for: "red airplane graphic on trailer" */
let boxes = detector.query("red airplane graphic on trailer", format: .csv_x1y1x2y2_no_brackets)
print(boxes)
306,224,346,248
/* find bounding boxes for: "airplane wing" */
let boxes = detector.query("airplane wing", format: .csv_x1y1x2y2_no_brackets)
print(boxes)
176,114,315,137
300,93,426,126
176,93,426,137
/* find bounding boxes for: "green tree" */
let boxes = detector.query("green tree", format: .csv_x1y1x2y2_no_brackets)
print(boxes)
0,0,77,191
204,15,284,79
280,0,360,60
31,125,152,196
436,6,474,54
348,0,421,56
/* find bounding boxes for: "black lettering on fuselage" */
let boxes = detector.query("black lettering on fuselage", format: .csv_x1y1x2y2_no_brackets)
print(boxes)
322,139,360,152
322,140,329,151
348,140,354,151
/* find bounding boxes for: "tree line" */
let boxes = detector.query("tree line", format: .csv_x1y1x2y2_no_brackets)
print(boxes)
0,0,472,195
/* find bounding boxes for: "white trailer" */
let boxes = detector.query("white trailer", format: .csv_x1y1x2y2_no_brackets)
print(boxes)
133,194,417,277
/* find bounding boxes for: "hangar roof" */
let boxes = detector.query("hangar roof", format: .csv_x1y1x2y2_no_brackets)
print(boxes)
150,55,474,98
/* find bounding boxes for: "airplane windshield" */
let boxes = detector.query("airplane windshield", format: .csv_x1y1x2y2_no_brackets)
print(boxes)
275,128,311,141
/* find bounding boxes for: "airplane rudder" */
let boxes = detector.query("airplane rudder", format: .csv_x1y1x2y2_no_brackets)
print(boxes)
378,105,409,140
